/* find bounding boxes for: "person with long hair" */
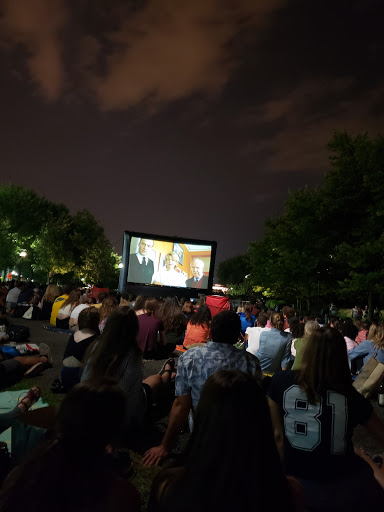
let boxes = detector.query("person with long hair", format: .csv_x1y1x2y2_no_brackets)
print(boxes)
137,298,168,359
149,370,304,512
133,295,146,315
183,305,211,348
98,296,119,333
61,307,100,391
82,307,174,430
291,319,319,370
255,312,292,373
56,289,81,329
39,284,60,321
348,322,384,365
181,300,194,321
0,380,140,512
158,296,186,349
268,326,384,511
238,302,256,334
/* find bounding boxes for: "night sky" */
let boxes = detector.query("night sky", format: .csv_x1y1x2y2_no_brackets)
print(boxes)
1,0,384,265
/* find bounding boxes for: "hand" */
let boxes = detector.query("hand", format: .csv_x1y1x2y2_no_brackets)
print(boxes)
142,445,169,467
355,447,384,489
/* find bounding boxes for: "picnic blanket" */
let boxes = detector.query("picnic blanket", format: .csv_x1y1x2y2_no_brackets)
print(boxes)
0,390,49,460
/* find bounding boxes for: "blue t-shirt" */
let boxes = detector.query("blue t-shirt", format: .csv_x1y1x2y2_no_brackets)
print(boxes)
238,313,255,334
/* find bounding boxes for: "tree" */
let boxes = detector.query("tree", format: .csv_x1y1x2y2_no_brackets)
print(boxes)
325,133,384,318
0,185,120,287
217,254,251,286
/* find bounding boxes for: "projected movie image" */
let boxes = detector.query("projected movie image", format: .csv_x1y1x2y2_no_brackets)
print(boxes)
127,237,212,289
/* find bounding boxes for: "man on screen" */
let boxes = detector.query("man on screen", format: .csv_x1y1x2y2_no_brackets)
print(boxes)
128,238,155,284
185,258,209,288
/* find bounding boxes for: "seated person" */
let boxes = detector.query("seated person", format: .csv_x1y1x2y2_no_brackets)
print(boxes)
39,285,60,321
0,380,141,512
152,252,186,287
255,312,292,374
5,282,23,312
137,299,167,359
61,307,100,391
183,305,211,348
68,297,96,331
355,320,370,345
98,296,119,333
56,289,81,329
149,370,304,512
245,312,270,356
238,303,256,334
0,343,52,390
82,307,176,432
17,282,37,305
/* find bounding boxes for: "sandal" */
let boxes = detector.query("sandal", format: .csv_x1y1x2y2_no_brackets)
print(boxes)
17,386,41,412
158,358,175,376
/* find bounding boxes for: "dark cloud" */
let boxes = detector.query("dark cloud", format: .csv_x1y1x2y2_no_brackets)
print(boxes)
1,0,384,264
0,0,285,109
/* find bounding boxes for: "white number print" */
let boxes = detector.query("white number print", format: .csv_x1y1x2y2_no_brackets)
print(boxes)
283,385,347,453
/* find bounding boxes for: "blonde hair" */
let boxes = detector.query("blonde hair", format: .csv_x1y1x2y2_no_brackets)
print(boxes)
372,324,384,350
165,252,179,264
43,285,60,303
304,320,320,337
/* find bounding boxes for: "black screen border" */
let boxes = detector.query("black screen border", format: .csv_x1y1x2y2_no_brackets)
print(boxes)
118,230,217,298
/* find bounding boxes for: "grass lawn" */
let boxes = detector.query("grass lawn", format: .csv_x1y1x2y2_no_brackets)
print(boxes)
5,378,165,511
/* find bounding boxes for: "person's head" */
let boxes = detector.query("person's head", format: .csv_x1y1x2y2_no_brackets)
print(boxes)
270,312,284,330
367,323,378,341
96,291,108,303
243,303,253,321
99,296,118,321
43,284,60,303
288,316,305,339
158,296,185,333
133,295,146,311
372,323,384,350
144,298,158,316
57,379,127,453
138,238,154,256
256,312,268,327
282,306,294,319
211,310,239,344
189,304,211,328
174,370,292,512
298,326,351,404
182,300,194,315
62,289,81,308
304,319,320,337
85,306,141,380
78,307,100,333
190,258,204,279
164,252,179,271
355,318,362,330
341,318,358,340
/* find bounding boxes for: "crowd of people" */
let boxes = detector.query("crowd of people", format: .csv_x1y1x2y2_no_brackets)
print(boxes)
0,282,384,510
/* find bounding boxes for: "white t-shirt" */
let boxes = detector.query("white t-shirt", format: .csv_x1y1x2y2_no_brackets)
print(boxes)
246,326,271,356
152,268,186,287
70,304,89,320
58,304,73,317
6,288,21,303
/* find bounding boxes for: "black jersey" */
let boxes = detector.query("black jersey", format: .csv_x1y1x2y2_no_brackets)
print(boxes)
268,370,372,480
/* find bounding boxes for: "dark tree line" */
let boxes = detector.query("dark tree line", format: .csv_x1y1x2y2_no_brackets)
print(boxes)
0,185,119,287
218,132,384,316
